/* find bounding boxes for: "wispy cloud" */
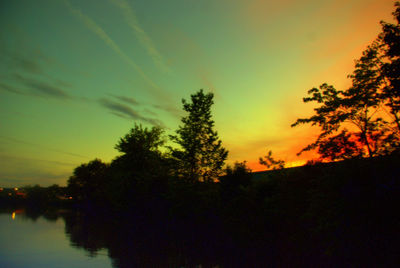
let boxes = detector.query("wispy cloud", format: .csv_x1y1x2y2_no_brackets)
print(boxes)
0,41,43,75
152,103,182,118
0,154,77,167
0,167,72,187
0,83,26,95
13,74,71,99
0,135,89,159
109,0,170,72
107,94,180,119
109,94,140,106
9,53,43,74
65,0,160,90
99,97,164,126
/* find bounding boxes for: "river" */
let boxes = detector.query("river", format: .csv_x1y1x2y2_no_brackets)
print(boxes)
0,208,243,268
0,209,112,268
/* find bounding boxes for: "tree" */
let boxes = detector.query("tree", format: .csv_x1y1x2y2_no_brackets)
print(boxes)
219,161,252,202
378,2,400,141
221,161,252,188
291,83,354,160
112,123,166,178
115,124,165,156
292,42,396,160
292,3,400,160
259,150,285,170
109,124,169,208
344,42,388,157
170,89,228,182
67,159,109,203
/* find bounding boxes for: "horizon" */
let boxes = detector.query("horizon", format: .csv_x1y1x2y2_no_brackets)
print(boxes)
0,0,396,187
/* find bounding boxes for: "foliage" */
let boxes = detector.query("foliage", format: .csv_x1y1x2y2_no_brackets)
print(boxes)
170,89,228,182
67,159,109,204
115,123,165,156
222,161,252,186
259,150,285,170
109,124,169,210
292,28,400,160
379,2,400,131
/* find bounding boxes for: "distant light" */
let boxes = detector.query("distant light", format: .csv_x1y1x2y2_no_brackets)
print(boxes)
14,187,18,191
12,212,15,220
69,197,73,199
0,187,3,191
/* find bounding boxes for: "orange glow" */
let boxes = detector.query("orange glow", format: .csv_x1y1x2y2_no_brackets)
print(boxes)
11,212,15,220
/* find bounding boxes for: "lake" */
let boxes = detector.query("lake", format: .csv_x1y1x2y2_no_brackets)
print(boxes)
0,208,245,268
0,209,113,268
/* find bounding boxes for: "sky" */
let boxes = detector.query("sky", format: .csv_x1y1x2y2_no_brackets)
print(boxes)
0,0,396,186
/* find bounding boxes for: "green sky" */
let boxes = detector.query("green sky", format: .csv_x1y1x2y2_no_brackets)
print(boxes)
0,0,395,186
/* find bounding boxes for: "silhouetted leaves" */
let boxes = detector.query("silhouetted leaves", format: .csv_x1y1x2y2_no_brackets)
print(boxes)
170,89,228,182
259,150,285,170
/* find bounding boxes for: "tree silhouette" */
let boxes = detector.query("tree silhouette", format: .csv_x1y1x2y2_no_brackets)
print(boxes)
379,2,400,132
115,124,165,156
344,42,388,157
170,89,228,182
109,124,169,208
292,3,400,160
292,46,397,160
67,159,109,203
259,150,285,170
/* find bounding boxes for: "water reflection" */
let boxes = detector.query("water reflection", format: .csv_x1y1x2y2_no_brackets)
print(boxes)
0,208,112,268
62,211,227,268
3,208,270,268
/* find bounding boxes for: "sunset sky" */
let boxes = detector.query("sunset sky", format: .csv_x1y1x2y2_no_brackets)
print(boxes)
0,0,396,186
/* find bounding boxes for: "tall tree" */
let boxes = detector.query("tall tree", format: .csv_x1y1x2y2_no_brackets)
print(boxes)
344,42,387,157
170,89,228,182
379,2,400,135
291,83,357,160
291,75,385,161
292,3,400,160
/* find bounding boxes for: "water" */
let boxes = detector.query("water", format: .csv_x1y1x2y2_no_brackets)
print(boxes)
0,209,236,268
0,208,278,267
0,210,113,268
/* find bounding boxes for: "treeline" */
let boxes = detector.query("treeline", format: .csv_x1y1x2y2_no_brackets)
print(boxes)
0,184,70,209
15,153,400,267
66,89,228,214
3,3,400,266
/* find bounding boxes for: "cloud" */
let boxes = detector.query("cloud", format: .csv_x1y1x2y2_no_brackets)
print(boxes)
109,0,170,72
0,153,76,186
65,0,160,90
108,93,181,119
99,97,164,126
0,82,26,95
152,103,182,118
13,74,71,99
9,53,43,74
0,43,43,75
0,169,71,187
0,135,89,159
109,94,140,106
0,154,77,167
